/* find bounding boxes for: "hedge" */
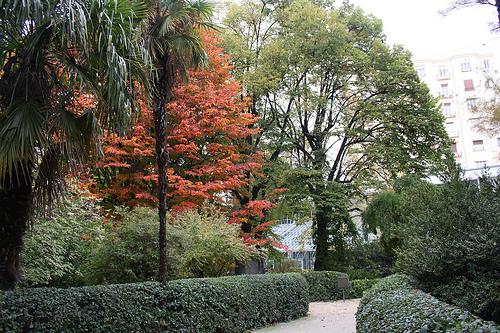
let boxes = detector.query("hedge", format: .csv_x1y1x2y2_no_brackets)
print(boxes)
0,273,308,333
300,271,378,301
301,271,346,301
356,274,500,333
350,278,380,298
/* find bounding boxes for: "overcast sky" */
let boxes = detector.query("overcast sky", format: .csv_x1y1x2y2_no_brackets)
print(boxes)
219,0,500,59
342,0,500,59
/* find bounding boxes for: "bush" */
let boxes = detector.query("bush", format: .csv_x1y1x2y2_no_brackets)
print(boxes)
0,273,308,333
431,276,500,324
173,208,257,277
84,207,189,284
356,275,500,333
347,240,395,279
301,271,346,301
21,195,104,287
350,278,380,298
396,176,500,322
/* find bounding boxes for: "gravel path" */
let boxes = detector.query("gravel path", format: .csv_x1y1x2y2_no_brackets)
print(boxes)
252,299,360,333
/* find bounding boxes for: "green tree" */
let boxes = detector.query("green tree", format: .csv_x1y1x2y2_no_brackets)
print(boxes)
223,0,452,271
0,0,147,290
141,0,213,283
362,175,426,256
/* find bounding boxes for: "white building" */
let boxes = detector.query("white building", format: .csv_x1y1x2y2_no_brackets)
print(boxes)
271,219,315,270
414,44,500,172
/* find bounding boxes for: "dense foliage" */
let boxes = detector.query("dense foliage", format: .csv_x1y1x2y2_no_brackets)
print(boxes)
84,207,189,284
0,0,148,290
347,240,395,279
0,273,308,333
85,207,256,283
21,195,104,287
395,176,500,322
301,271,347,302
356,275,500,333
350,279,380,298
223,0,452,270
173,208,257,277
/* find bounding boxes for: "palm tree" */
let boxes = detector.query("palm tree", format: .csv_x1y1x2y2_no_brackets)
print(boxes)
141,0,213,283
0,0,147,290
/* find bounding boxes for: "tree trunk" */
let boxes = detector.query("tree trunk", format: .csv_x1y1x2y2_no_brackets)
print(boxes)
154,55,175,284
313,206,330,271
0,171,32,290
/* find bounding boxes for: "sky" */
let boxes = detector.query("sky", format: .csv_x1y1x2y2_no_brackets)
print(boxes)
219,0,500,59
341,0,500,59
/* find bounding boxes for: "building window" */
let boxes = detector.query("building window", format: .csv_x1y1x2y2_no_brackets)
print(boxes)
475,161,487,168
438,66,449,79
497,137,500,147
472,140,485,152
443,103,455,117
469,118,481,129
464,79,475,91
460,61,471,72
484,59,490,69
441,84,450,97
466,98,477,110
451,142,458,153
485,79,494,89
446,122,457,136
416,66,426,79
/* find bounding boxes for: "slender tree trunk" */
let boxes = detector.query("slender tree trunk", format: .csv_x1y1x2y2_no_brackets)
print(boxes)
0,170,32,290
154,55,175,284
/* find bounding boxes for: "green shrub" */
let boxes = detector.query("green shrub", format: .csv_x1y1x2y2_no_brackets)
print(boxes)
173,208,257,277
396,176,500,323
431,276,500,324
301,271,346,301
0,273,308,333
356,274,500,333
84,207,189,284
350,278,380,298
347,240,395,279
21,195,104,287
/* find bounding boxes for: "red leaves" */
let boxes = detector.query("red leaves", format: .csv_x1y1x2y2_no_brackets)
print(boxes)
89,32,266,215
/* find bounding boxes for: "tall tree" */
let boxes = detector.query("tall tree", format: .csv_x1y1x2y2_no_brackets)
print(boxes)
141,0,213,283
223,0,453,270
90,33,263,212
0,0,146,290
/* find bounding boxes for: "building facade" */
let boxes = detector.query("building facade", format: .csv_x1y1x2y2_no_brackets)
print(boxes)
414,46,500,172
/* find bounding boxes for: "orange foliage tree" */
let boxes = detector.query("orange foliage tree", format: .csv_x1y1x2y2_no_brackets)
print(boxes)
89,33,276,242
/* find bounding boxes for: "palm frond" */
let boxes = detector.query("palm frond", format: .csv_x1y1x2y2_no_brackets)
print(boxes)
0,101,47,182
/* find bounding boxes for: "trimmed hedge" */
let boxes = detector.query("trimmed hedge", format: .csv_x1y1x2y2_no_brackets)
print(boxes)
301,271,346,301
356,274,500,333
0,273,308,333
301,271,378,301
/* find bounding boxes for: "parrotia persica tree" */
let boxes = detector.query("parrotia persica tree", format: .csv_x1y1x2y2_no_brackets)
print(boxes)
90,33,274,237
223,0,453,271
